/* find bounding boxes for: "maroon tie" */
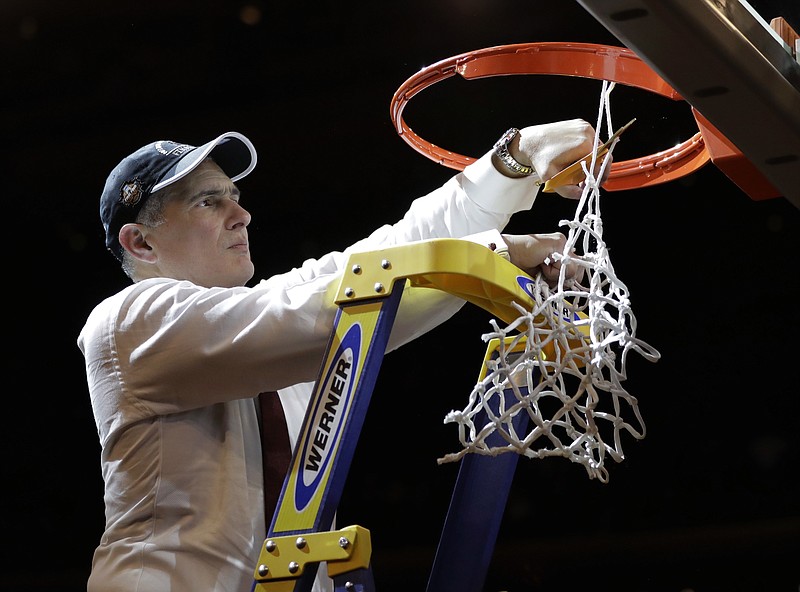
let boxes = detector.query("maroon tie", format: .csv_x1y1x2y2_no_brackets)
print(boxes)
258,391,292,526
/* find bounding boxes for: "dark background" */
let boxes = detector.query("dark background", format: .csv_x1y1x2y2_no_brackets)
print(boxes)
2,1,799,591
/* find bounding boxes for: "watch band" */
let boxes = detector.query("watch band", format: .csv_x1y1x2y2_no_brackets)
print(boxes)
493,128,536,177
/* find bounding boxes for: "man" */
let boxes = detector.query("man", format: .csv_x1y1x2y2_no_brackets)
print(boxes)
78,120,598,592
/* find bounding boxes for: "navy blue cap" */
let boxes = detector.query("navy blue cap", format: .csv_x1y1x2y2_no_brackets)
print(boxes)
100,131,257,261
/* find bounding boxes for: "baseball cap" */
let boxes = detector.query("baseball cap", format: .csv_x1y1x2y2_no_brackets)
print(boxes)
100,131,257,261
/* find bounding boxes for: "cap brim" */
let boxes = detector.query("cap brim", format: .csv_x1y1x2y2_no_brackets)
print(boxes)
151,131,257,193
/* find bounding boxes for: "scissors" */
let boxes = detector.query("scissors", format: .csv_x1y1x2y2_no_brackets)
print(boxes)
541,118,636,193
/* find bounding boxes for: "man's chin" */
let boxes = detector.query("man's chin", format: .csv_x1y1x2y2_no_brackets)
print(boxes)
208,256,254,288
232,260,255,287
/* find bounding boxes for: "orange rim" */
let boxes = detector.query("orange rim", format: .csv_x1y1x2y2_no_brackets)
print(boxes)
390,42,710,191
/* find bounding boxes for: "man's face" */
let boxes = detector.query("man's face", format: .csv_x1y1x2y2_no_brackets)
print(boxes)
143,159,255,288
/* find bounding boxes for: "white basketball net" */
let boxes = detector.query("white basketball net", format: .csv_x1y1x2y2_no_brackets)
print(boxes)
439,82,661,482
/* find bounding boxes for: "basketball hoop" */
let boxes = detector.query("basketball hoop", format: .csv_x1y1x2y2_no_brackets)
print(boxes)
390,42,710,190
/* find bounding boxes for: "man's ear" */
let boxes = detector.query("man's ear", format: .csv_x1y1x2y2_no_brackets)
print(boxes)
118,223,157,263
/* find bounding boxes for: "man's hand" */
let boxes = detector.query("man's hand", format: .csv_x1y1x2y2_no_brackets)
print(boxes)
502,232,583,285
513,119,608,199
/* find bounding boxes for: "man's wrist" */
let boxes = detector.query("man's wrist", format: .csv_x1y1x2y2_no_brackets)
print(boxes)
493,128,538,179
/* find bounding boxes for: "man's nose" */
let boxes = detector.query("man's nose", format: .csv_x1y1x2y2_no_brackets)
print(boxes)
229,200,252,228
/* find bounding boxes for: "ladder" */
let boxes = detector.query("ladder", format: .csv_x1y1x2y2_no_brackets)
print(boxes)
251,238,541,592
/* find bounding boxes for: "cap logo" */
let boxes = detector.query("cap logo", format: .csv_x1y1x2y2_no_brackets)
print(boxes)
120,178,144,206
155,141,194,156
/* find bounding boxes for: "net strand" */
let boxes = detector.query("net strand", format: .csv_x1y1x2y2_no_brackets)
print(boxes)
438,82,661,482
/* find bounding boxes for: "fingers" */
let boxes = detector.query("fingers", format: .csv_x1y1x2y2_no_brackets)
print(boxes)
598,153,613,184
539,253,585,285
555,185,584,200
514,120,617,200
503,232,585,285
503,232,566,271
516,119,596,182
551,147,615,200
